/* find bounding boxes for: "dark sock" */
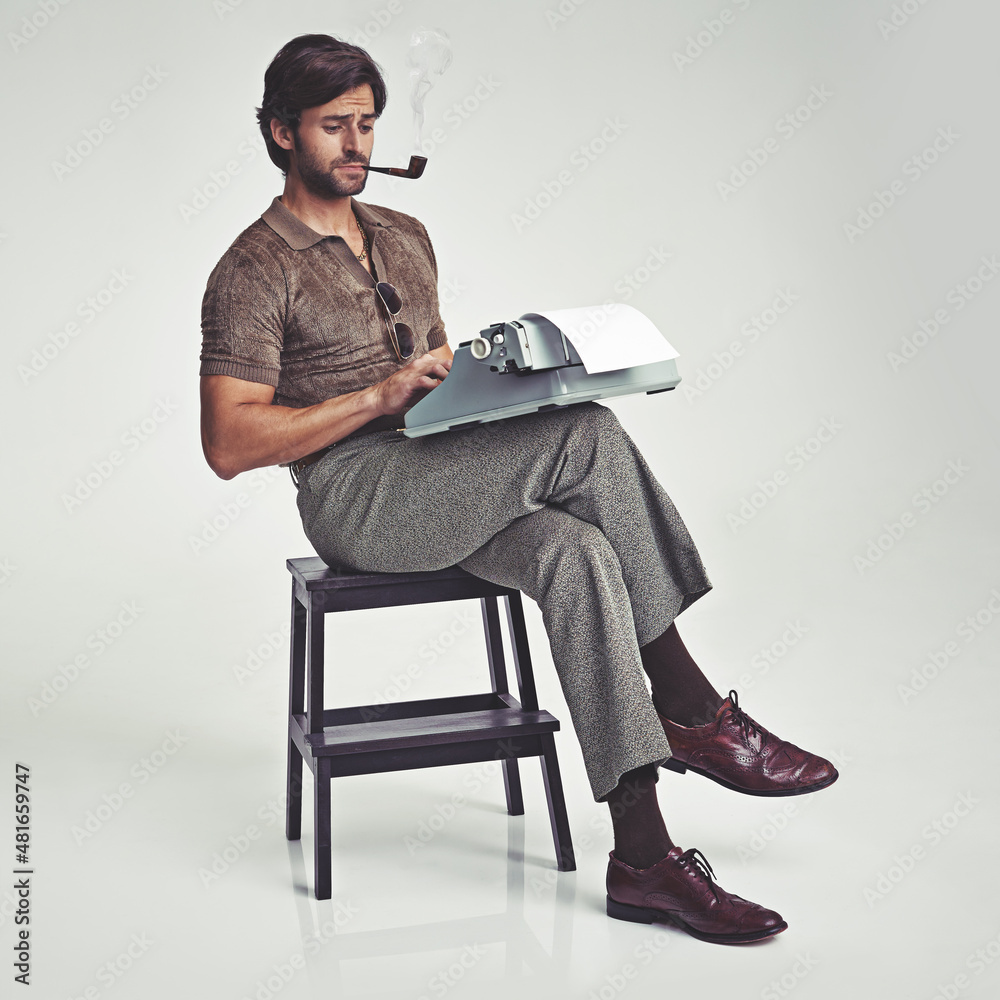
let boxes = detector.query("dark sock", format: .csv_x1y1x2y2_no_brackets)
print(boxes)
606,764,674,869
639,623,724,728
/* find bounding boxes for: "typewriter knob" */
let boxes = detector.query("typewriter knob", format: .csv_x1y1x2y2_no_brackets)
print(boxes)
470,337,492,360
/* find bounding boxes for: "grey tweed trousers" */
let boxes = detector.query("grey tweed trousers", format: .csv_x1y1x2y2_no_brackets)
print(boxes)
294,401,712,803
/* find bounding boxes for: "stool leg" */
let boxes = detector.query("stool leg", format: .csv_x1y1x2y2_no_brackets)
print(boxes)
481,596,524,816
480,596,510,695
314,757,332,900
503,593,539,711
306,596,325,735
287,748,304,842
286,594,306,841
539,733,576,872
501,759,524,816
503,592,574,865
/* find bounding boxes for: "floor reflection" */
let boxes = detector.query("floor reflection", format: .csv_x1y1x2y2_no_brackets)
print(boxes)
286,814,577,996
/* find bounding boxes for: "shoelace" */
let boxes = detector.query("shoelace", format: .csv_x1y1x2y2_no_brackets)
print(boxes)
725,688,765,746
677,848,719,900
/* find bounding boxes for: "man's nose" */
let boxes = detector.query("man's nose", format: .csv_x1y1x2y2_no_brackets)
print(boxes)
342,124,365,151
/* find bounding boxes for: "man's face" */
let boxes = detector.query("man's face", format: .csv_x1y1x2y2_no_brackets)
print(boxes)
284,84,376,199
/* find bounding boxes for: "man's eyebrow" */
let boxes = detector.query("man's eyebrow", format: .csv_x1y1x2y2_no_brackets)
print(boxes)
318,112,378,122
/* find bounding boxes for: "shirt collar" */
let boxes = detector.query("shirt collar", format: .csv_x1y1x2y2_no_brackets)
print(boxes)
261,196,393,251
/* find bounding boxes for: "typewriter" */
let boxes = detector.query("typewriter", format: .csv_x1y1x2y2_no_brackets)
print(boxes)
403,306,680,438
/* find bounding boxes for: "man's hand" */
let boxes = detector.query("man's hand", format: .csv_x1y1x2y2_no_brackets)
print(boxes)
374,352,452,416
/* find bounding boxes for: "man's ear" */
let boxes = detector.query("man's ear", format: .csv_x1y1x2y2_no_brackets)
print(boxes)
270,118,295,152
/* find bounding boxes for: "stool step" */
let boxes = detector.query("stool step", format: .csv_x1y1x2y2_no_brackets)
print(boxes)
291,692,560,758
321,690,518,726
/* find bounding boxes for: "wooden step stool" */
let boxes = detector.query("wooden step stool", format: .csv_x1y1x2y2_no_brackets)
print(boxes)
285,556,577,899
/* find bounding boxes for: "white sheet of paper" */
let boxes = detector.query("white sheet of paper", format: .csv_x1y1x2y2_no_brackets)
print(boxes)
528,303,679,373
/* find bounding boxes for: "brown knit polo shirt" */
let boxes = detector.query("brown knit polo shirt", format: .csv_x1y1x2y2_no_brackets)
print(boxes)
199,195,448,434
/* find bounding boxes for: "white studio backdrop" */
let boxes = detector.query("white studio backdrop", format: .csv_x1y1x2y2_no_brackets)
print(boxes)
2,1,999,998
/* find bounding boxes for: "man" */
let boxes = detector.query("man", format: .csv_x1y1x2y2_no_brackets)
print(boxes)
200,34,838,945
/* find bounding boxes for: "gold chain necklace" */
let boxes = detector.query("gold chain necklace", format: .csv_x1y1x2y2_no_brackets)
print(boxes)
353,210,369,262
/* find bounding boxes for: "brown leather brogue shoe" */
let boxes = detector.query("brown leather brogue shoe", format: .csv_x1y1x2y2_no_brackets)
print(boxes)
658,690,839,796
606,846,786,944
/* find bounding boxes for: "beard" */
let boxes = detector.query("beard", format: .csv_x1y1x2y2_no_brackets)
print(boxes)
291,131,369,198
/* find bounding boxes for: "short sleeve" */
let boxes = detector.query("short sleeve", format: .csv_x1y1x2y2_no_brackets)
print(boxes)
415,219,448,350
199,249,287,386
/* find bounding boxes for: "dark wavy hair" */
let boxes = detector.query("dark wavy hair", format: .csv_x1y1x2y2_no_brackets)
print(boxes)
255,34,388,173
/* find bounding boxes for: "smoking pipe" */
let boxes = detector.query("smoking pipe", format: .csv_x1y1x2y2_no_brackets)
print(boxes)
363,155,427,179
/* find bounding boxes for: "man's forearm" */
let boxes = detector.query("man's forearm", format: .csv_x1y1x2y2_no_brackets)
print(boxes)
201,351,450,480
207,385,384,480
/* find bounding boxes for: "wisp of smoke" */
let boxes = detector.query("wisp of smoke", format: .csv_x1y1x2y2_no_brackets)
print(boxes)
406,27,453,153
